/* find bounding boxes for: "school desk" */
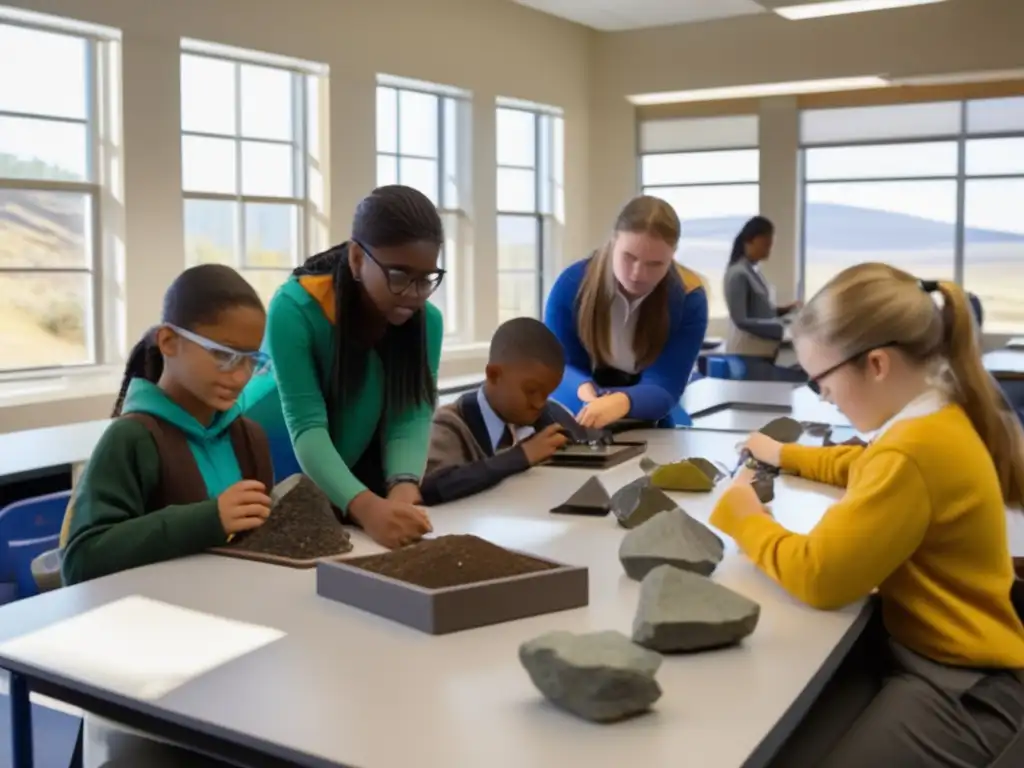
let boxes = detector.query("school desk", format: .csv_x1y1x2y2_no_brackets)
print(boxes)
985,349,1024,380
683,379,849,432
0,428,871,768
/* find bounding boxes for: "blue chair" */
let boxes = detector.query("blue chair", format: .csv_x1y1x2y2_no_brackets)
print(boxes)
0,491,70,603
704,355,748,381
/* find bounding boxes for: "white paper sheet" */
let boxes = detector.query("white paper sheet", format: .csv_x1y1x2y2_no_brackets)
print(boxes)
0,595,285,700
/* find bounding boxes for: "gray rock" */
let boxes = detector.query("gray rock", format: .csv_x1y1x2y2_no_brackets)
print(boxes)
619,507,724,580
519,630,663,723
610,477,677,529
639,456,659,475
550,476,610,516
632,566,760,653
752,472,775,504
759,416,804,444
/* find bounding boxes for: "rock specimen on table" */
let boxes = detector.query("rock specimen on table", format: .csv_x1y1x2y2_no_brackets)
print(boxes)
759,416,804,444
618,507,724,580
348,534,554,589
610,477,677,529
823,432,868,448
550,476,611,516
800,421,832,437
519,630,662,723
639,456,659,475
225,474,353,560
632,566,761,653
650,458,725,493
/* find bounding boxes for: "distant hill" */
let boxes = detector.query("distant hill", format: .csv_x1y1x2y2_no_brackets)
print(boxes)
682,203,1024,250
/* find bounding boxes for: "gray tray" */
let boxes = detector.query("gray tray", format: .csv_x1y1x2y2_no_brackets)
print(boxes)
316,551,589,635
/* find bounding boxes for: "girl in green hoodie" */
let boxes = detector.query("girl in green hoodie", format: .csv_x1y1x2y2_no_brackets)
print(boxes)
61,264,275,585
242,185,444,549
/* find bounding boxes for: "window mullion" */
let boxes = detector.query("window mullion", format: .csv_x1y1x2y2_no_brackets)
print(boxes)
234,62,245,269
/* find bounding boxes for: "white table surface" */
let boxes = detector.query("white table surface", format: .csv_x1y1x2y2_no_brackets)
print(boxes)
0,429,869,768
683,379,850,428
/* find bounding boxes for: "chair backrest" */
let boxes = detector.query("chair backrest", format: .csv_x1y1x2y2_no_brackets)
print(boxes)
0,491,71,580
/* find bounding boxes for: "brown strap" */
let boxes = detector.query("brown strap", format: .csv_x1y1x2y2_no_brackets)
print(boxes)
122,413,208,508
230,418,276,491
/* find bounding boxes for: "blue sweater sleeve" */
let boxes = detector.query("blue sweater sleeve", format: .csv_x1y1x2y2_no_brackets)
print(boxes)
544,261,592,414
603,287,709,422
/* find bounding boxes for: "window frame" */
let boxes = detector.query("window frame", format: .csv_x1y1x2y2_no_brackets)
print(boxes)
0,14,115,376
376,79,469,337
180,43,324,298
798,99,1024,305
496,102,564,321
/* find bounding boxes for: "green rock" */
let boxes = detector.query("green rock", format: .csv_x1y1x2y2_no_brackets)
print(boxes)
649,458,723,492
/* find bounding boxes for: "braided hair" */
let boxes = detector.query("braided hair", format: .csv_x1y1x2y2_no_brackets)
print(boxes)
293,184,442,414
112,264,264,416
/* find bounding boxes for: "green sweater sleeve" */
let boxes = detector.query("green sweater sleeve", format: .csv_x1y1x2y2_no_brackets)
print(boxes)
383,303,444,480
267,291,368,509
61,420,226,585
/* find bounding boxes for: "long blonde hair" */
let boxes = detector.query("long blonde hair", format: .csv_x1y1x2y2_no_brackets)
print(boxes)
794,262,1024,507
576,196,682,370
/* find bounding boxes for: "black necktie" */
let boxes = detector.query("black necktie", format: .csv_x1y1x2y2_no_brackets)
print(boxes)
496,425,515,451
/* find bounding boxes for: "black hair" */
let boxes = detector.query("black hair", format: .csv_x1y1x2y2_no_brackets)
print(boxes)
294,184,443,413
112,264,264,417
728,215,775,265
489,317,565,371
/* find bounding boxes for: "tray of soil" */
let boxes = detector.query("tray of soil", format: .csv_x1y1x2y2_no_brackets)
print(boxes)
545,440,647,469
317,534,588,634
211,474,353,568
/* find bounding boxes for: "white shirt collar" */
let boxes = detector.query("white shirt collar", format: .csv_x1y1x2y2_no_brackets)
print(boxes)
870,388,948,441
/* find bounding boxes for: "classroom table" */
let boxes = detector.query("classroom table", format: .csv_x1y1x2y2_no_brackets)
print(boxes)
985,349,1024,380
683,379,849,431
0,428,871,768
1007,338,1024,351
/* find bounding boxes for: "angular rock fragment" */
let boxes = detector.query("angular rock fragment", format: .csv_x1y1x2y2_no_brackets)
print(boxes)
619,507,724,580
519,630,662,723
752,472,775,504
609,477,676,529
632,566,760,653
759,416,804,444
550,476,610,516
650,458,725,492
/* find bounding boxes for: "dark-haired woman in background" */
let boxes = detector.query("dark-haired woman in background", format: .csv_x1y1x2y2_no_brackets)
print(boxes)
723,216,806,382
242,185,443,549
545,195,708,428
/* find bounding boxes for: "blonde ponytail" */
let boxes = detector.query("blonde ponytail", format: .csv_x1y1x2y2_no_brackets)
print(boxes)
937,282,1024,508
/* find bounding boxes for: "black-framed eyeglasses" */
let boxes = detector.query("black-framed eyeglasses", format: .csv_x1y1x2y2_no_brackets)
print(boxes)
352,239,445,298
807,342,898,396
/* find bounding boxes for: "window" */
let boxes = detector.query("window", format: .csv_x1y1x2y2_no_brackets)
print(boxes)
496,100,563,323
0,13,117,373
377,77,469,336
801,98,1024,332
181,42,327,307
638,115,760,319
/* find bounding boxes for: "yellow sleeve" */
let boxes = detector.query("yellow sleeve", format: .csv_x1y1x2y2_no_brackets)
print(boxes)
710,450,930,610
780,443,865,487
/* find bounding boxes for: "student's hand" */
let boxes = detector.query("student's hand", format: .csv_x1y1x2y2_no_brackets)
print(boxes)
217,480,272,535
714,467,773,525
521,423,569,465
742,433,783,468
577,382,598,404
349,493,433,549
387,481,422,506
577,392,631,429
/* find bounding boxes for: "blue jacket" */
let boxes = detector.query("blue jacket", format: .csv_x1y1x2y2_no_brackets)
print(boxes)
544,257,709,425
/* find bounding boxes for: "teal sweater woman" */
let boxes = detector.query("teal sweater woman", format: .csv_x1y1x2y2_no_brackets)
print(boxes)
242,186,445,548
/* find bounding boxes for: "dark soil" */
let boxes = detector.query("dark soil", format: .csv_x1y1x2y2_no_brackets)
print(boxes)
227,474,352,561
348,534,555,589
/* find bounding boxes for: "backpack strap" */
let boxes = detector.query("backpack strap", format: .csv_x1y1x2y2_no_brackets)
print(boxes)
230,417,276,491
122,413,208,509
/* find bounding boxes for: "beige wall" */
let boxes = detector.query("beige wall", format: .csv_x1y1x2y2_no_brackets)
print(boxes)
0,0,593,432
589,0,1024,331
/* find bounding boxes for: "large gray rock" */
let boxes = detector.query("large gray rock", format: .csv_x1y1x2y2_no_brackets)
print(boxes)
519,630,662,723
610,477,676,529
632,566,760,653
759,416,804,444
752,472,775,504
618,507,724,580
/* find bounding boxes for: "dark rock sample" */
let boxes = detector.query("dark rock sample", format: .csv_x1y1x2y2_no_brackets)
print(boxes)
752,472,775,504
610,477,676,529
519,630,662,723
550,476,610,516
759,416,804,444
619,507,724,580
650,458,725,492
632,566,761,653
226,474,352,560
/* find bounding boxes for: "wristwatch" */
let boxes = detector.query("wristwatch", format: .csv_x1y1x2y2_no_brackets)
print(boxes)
385,474,420,493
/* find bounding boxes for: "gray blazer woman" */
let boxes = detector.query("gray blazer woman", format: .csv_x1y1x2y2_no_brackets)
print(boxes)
723,216,797,358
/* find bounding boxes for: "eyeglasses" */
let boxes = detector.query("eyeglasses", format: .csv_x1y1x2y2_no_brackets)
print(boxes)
806,342,898,396
167,325,271,375
353,239,445,297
